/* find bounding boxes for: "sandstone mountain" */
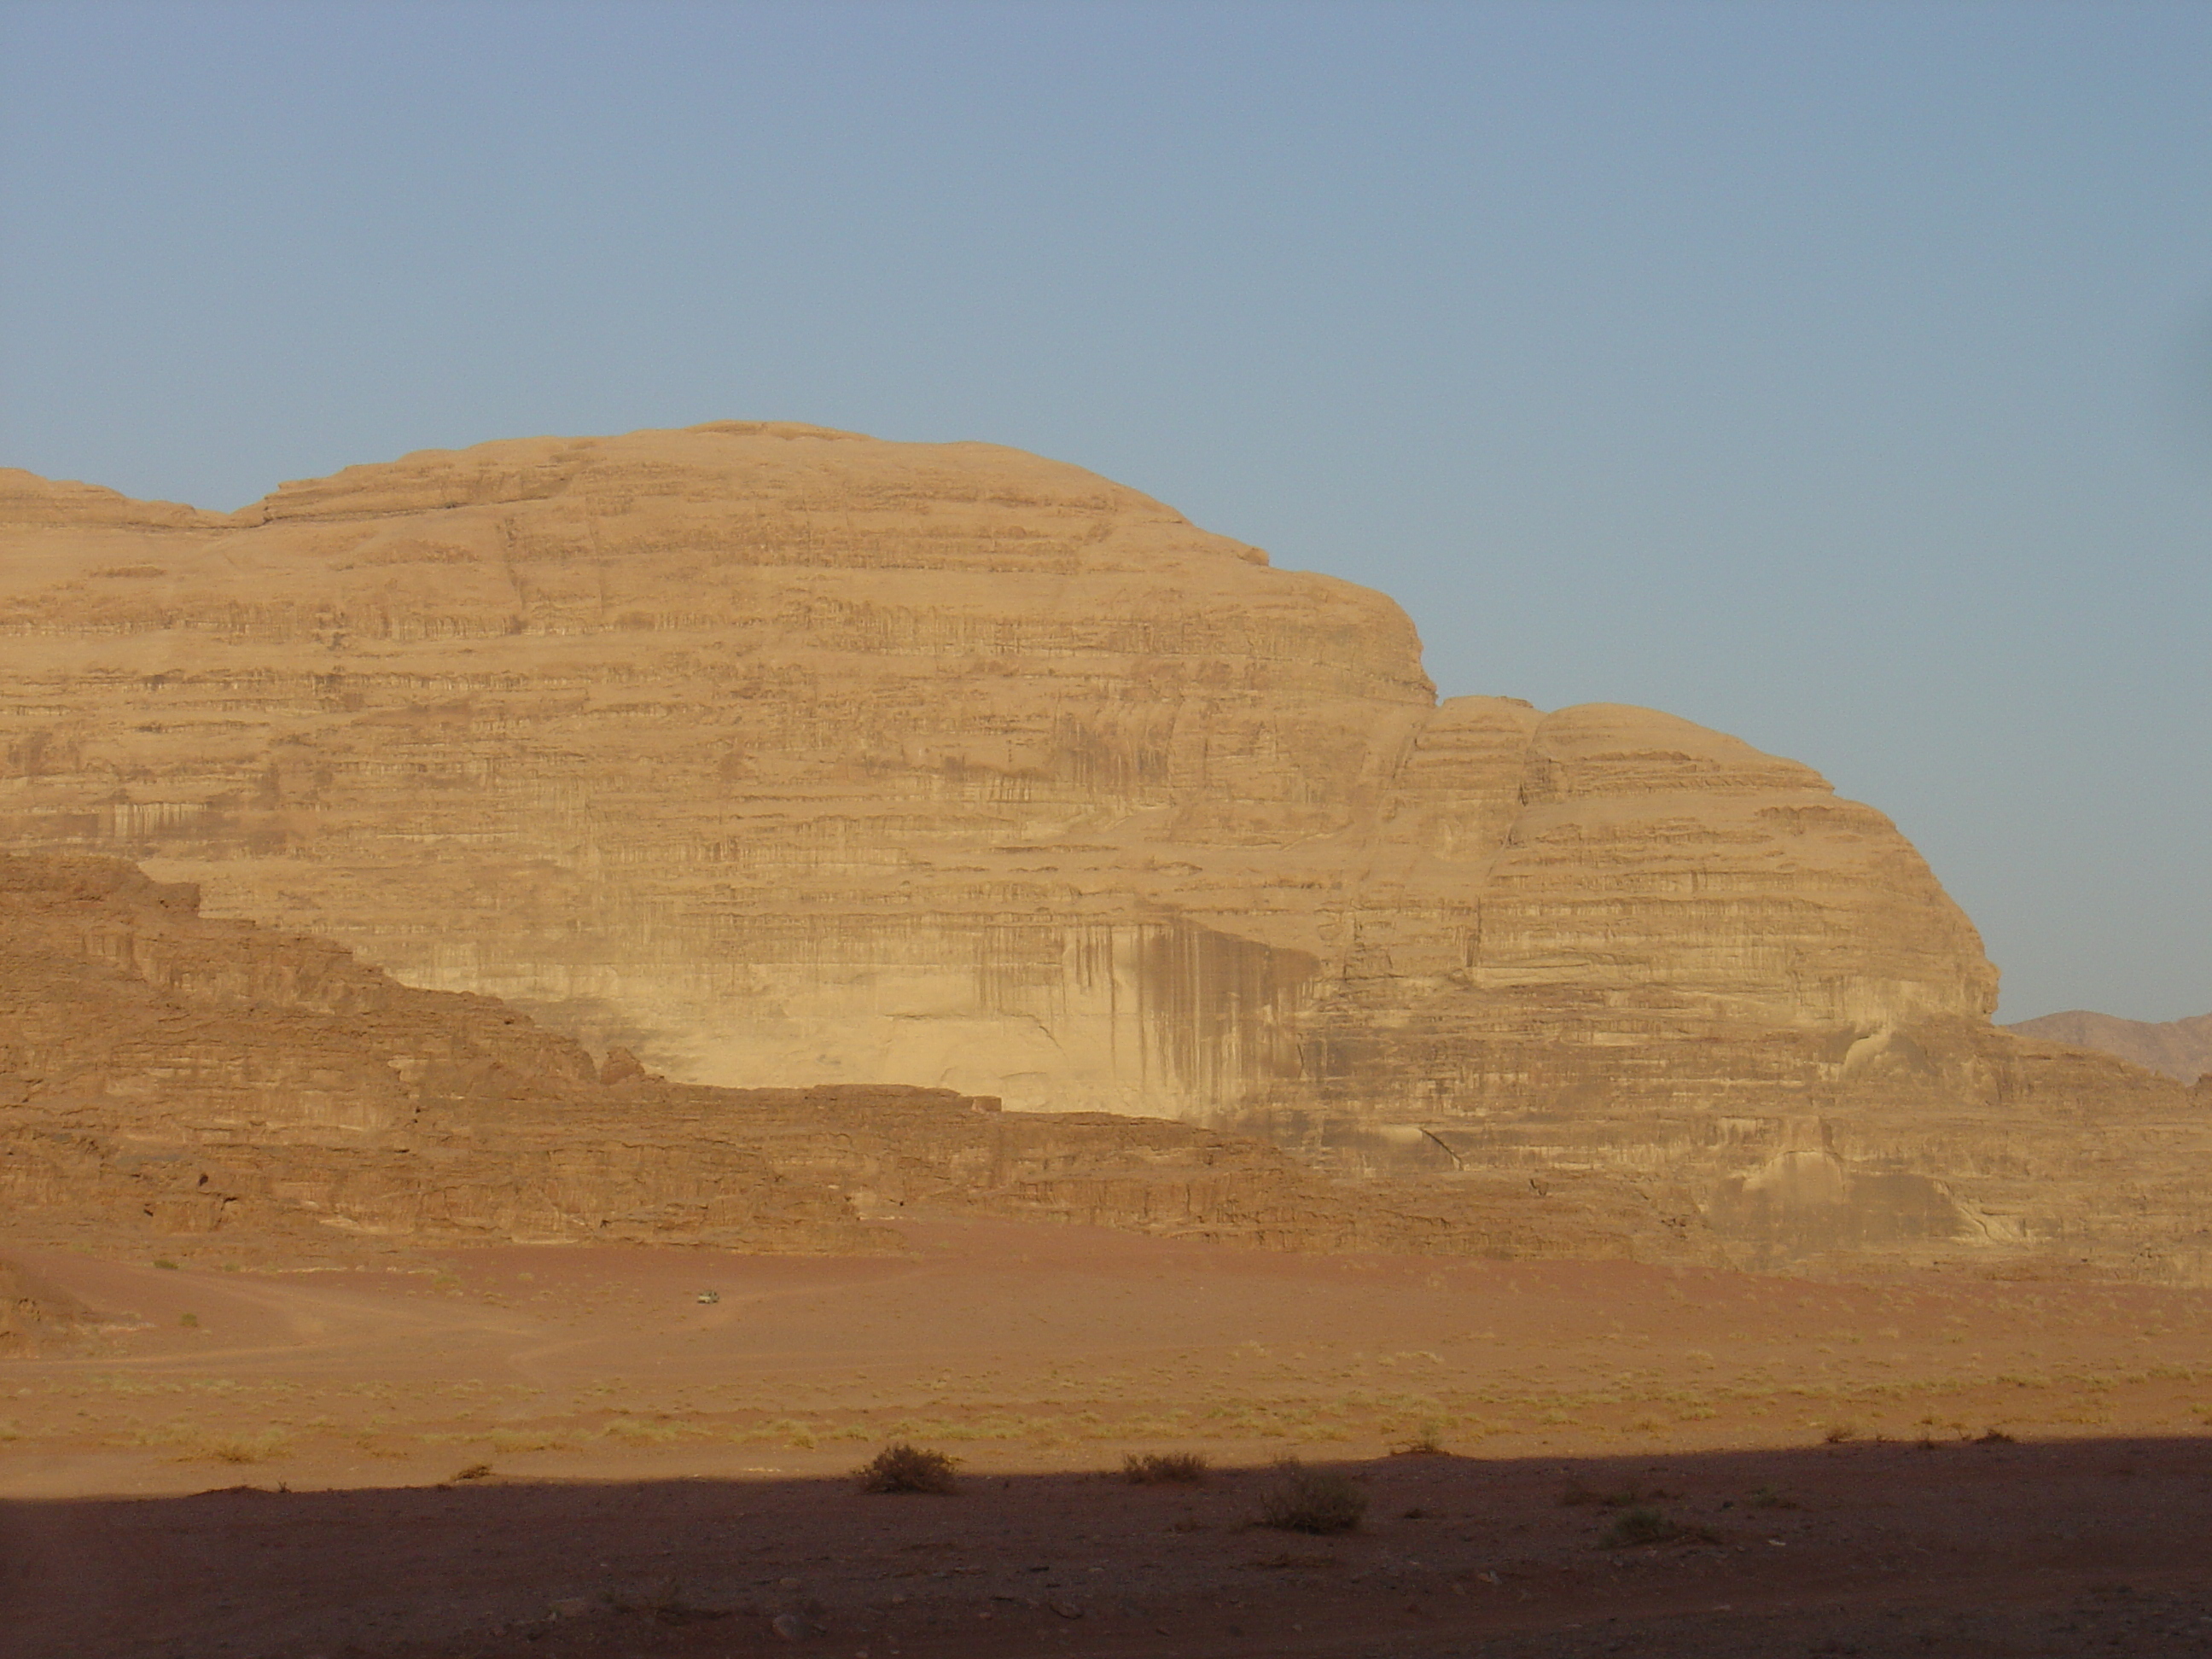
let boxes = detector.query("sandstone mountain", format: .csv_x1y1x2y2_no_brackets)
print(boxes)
2005,1009,2212,1085
0,851,1708,1264
1,426,2206,1276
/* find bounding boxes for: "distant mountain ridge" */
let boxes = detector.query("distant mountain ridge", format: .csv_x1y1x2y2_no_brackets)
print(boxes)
2005,1010,2212,1084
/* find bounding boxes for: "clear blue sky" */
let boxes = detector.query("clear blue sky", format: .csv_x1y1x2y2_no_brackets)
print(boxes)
3,1,2206,1022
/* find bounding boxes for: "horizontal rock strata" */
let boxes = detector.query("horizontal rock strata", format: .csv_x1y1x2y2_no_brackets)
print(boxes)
0,432,1988,1122
1,428,2206,1276
0,853,1712,1264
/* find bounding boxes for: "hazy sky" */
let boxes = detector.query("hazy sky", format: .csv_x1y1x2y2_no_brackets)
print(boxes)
3,1,2207,1022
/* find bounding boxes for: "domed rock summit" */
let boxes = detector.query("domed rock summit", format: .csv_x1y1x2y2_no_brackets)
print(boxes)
1,424,2203,1275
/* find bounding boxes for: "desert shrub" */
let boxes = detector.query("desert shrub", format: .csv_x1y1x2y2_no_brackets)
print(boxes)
1597,1505,1720,1549
1976,1427,2017,1445
854,1441,959,1494
1256,1460,1366,1534
1822,1420,1860,1444
1599,1506,1685,1548
1123,1451,1208,1485
1389,1422,1448,1456
190,1429,292,1465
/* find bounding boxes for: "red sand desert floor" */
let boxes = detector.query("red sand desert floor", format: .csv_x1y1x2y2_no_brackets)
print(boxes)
4,1218,2209,1656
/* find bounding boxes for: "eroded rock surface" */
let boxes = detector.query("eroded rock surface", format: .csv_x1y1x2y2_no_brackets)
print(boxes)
0,428,2205,1274
0,430,1996,1110
0,853,1710,1262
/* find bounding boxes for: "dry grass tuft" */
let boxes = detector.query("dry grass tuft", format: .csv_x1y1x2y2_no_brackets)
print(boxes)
1256,1459,1366,1534
183,1429,292,1465
854,1441,959,1494
1122,1451,1209,1486
1598,1505,1716,1549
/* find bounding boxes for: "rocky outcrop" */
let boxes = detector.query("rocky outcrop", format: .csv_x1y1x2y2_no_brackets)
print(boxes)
0,853,1711,1263
0,427,2205,1276
0,428,1993,1111
0,1256,90,1354
2006,1009,2212,1085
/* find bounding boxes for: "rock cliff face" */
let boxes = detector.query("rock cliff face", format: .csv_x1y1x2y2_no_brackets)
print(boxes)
0,852,1709,1263
2006,1009,2212,1085
1,427,2205,1276
0,428,1992,1110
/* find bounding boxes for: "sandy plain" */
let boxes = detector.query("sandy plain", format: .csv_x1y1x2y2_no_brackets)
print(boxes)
5,1218,2211,1657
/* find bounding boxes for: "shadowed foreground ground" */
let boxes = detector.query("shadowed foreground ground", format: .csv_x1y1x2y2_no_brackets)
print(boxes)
8,1436,2211,1658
